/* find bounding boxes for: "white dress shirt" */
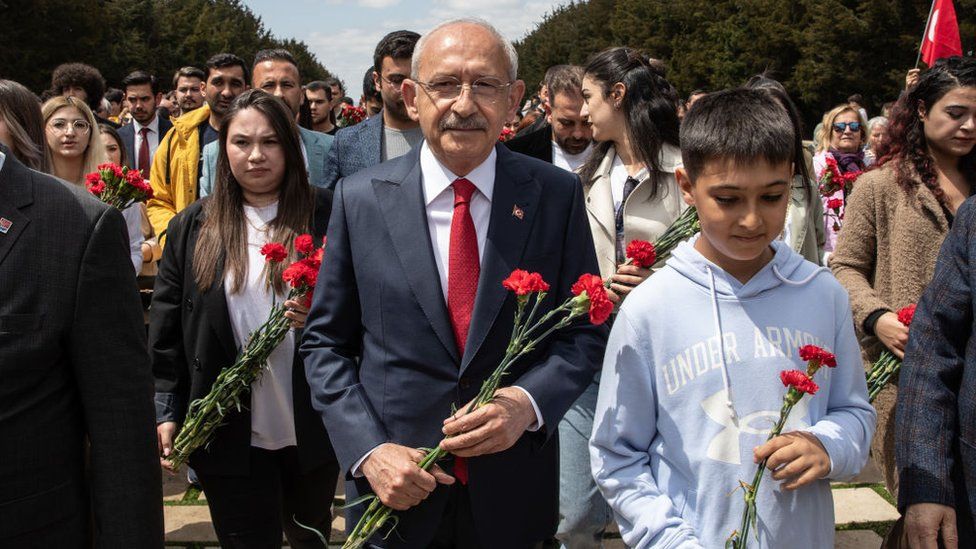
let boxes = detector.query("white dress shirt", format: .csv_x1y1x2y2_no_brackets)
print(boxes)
133,115,161,168
552,141,593,173
351,142,544,476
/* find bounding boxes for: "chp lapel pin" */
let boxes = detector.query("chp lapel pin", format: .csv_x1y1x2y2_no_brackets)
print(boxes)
0,217,11,234
512,204,524,220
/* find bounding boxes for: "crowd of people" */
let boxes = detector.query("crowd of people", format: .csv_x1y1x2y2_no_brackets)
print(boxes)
1,16,976,549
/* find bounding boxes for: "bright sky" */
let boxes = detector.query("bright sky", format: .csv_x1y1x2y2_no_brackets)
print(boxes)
246,0,573,98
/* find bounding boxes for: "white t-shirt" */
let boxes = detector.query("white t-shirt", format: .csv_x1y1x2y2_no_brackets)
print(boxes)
552,142,593,173
224,201,297,450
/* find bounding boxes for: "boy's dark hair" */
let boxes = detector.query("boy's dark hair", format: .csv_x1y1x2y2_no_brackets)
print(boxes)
104,88,123,104
373,30,420,74
253,49,299,73
680,88,795,181
121,70,160,95
362,67,381,101
305,80,333,102
205,53,249,84
172,66,205,88
743,73,811,185
50,62,105,110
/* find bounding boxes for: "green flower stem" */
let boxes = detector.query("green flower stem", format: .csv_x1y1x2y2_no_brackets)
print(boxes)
867,351,901,403
341,294,584,549
170,287,304,469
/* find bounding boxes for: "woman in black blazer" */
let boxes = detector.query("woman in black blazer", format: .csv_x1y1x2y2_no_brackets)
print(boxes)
150,90,337,548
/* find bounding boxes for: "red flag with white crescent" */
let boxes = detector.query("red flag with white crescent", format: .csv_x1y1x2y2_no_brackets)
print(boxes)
920,0,962,66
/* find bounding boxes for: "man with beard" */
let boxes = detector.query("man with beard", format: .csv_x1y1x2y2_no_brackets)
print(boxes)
321,30,421,189
506,65,593,172
147,53,248,244
173,66,206,115
118,71,173,178
306,81,337,135
199,49,334,193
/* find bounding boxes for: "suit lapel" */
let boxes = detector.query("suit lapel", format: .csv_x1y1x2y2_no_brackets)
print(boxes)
373,150,460,363
0,152,33,268
586,152,616,242
461,146,541,372
367,116,383,166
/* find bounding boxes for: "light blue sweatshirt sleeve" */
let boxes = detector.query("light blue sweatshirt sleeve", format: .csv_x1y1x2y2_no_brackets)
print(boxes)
803,298,877,480
590,309,704,549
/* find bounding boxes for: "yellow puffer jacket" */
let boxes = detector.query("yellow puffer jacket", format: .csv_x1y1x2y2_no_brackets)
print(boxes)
147,104,211,246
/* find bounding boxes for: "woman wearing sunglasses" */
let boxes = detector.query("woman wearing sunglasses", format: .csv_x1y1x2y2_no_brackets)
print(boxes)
830,57,976,530
813,103,870,260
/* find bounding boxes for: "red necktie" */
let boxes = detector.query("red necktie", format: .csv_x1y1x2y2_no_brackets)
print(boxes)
447,178,479,484
138,127,151,178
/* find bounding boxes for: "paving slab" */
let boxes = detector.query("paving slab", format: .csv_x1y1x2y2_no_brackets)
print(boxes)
835,529,884,548
162,472,189,502
833,488,900,525
165,505,217,542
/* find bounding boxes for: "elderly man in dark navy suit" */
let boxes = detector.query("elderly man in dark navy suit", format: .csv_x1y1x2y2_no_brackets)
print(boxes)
301,18,607,548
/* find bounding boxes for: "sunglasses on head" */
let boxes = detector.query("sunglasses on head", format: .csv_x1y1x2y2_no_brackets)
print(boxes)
832,121,861,133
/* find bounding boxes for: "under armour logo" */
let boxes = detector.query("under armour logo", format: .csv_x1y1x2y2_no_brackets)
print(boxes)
701,388,810,464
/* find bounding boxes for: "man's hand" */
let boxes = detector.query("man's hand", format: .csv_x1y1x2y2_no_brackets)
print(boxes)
157,421,178,473
440,386,536,457
754,431,831,491
906,68,921,90
361,443,454,511
607,264,652,304
876,311,910,359
905,503,958,549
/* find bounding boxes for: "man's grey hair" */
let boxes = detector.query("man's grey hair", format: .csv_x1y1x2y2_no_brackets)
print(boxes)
411,18,518,81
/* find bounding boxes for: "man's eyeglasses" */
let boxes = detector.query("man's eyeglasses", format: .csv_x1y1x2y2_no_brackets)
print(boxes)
415,77,514,104
379,74,408,88
832,121,861,133
47,119,91,135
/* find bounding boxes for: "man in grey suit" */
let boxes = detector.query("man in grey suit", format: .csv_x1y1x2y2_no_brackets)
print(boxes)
199,48,334,195
0,143,163,547
321,30,423,189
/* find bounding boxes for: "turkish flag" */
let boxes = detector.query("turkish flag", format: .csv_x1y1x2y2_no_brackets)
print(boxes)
920,0,962,66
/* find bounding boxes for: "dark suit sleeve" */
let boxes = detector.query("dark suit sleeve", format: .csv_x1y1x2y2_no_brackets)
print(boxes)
149,212,191,424
896,199,975,511
68,206,164,547
301,180,389,474
512,178,609,437
322,133,341,190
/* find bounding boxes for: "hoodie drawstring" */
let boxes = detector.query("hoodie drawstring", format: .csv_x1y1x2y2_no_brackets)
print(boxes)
773,264,829,286
706,266,738,424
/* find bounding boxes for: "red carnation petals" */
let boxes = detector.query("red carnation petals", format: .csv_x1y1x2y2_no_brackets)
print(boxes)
625,240,657,269
260,242,288,264
798,344,837,368
572,273,613,325
898,304,917,327
294,234,315,256
780,369,819,395
502,269,550,296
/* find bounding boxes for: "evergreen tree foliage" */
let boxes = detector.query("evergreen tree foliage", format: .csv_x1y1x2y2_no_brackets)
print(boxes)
0,0,332,94
515,0,976,128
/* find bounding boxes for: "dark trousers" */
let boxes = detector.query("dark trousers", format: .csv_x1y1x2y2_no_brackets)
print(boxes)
197,446,339,549
0,508,88,548
428,483,481,549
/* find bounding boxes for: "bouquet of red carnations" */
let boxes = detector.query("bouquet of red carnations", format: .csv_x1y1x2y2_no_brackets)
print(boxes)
498,127,516,142
866,304,916,402
329,269,612,549
727,345,837,549
168,234,324,468
84,162,153,210
337,104,367,128
818,156,860,199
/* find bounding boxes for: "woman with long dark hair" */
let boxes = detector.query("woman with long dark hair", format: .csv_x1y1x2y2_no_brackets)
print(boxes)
151,89,338,548
560,46,684,548
0,79,48,172
831,56,976,508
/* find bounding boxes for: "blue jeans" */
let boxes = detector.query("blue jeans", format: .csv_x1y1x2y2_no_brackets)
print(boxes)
556,378,611,549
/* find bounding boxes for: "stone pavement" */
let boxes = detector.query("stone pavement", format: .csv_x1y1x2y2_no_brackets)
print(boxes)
163,460,898,548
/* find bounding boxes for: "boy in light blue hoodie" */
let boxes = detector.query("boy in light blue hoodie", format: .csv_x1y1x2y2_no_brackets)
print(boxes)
589,88,876,548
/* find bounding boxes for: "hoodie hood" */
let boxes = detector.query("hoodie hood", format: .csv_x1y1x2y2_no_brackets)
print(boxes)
667,235,828,300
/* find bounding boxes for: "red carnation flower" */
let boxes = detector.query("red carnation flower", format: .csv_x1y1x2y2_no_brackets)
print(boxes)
824,156,838,169
798,344,837,368
85,172,102,186
98,163,125,179
502,269,550,296
625,240,657,269
283,259,319,289
294,234,315,256
780,369,819,395
897,304,917,327
260,242,288,264
86,180,106,196
827,198,843,211
572,273,613,325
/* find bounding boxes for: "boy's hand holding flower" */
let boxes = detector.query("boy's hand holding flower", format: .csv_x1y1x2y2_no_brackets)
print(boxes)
754,431,830,491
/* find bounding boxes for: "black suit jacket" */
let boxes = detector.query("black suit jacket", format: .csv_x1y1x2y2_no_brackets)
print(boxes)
150,188,335,476
118,116,175,172
0,146,163,545
505,123,554,164
301,144,608,547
